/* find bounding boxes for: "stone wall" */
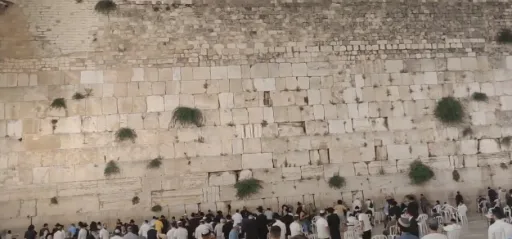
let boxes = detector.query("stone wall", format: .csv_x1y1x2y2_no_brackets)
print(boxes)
1,0,512,234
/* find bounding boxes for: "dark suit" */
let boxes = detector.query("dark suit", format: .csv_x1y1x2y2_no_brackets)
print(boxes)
327,214,341,239
256,214,268,239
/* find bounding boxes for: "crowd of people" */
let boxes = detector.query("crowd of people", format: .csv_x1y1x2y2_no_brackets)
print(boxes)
10,187,512,239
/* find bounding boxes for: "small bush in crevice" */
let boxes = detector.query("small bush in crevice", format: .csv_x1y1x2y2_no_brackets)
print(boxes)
408,160,435,185
132,196,140,205
72,92,86,100
462,127,473,137
172,107,204,127
115,127,137,142
328,174,346,189
95,0,117,15
151,204,162,212
497,29,512,44
472,92,488,102
452,169,460,182
234,178,262,199
50,98,67,109
50,197,58,205
147,156,163,169
500,162,508,169
104,160,120,177
502,136,512,147
434,97,464,124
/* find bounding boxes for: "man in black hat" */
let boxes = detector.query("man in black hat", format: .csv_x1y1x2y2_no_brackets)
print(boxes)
326,208,340,239
255,207,268,239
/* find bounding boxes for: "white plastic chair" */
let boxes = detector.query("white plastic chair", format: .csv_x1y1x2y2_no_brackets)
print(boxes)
447,228,461,239
417,214,429,238
504,206,512,219
372,235,387,239
374,211,384,224
435,215,444,225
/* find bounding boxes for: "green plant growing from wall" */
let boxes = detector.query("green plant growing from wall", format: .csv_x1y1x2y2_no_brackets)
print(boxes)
95,0,117,16
147,156,163,169
50,98,67,109
502,136,512,147
434,97,464,124
115,127,137,142
471,92,488,102
452,169,460,182
497,29,512,44
328,174,346,189
500,162,508,169
151,204,162,212
408,160,435,185
50,197,58,205
132,196,140,205
172,107,204,127
234,178,262,199
72,92,85,100
104,160,120,177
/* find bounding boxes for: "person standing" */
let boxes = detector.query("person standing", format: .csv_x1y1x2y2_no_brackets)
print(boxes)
397,217,418,239
326,208,340,239
40,224,50,239
78,223,88,239
123,227,138,239
174,222,187,239
488,208,512,239
139,221,150,239
334,200,347,222
419,194,430,214
5,230,12,239
166,223,177,239
110,230,123,239
315,210,329,239
488,187,498,203
268,226,281,239
272,214,287,239
228,224,239,239
358,210,372,239
99,224,109,239
289,215,302,237
421,218,447,239
455,192,464,206
53,224,64,239
25,225,37,239
222,216,233,239
147,225,158,239
232,210,243,226
214,219,225,239
255,207,268,239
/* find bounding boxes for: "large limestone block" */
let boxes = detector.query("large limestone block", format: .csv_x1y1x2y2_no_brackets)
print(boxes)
209,172,236,186
152,188,203,206
250,63,269,78
254,78,276,91
386,144,411,160
479,139,501,153
292,63,307,76
195,94,219,109
38,196,99,216
252,168,282,183
307,62,330,76
0,200,21,219
261,138,287,153
385,60,404,73
427,141,457,157
242,153,273,169
281,167,301,181
54,116,81,134
239,170,253,180
99,192,144,211
301,165,323,179
190,155,242,173
57,181,99,197
80,71,104,84
274,151,310,167
305,121,328,135
6,119,22,138
24,135,61,150
146,96,164,112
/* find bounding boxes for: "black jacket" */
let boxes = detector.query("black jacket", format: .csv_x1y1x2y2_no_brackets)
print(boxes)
222,221,233,239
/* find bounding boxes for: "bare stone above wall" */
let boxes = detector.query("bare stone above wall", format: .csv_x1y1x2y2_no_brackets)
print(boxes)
1,0,512,235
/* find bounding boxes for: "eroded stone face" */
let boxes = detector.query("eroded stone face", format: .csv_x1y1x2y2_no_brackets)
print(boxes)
1,0,512,234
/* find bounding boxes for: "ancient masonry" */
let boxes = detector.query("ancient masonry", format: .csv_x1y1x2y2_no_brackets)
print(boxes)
1,0,512,233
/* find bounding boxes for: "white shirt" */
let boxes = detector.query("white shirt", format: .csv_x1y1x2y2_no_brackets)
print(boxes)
53,230,64,239
264,210,273,220
443,224,461,232
139,223,150,238
232,213,243,225
272,220,287,239
347,216,357,226
111,236,123,239
99,228,109,239
214,223,224,239
5,234,11,239
457,204,468,215
78,229,88,239
358,213,372,232
166,228,176,239
489,219,512,239
422,233,448,239
175,228,187,239
290,221,302,237
315,217,329,239
195,224,208,239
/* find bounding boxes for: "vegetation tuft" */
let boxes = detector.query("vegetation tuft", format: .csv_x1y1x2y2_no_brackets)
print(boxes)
72,92,86,100
452,169,460,182
471,92,488,102
497,29,512,44
147,156,163,169
434,97,464,124
328,174,346,189
408,160,435,185
95,0,117,15
172,107,204,127
50,197,58,205
104,160,120,177
115,127,137,142
132,196,140,205
151,204,162,212
50,98,67,109
500,162,508,169
502,136,512,147
234,178,262,199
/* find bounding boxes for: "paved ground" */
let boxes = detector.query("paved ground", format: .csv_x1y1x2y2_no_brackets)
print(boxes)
369,215,488,239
